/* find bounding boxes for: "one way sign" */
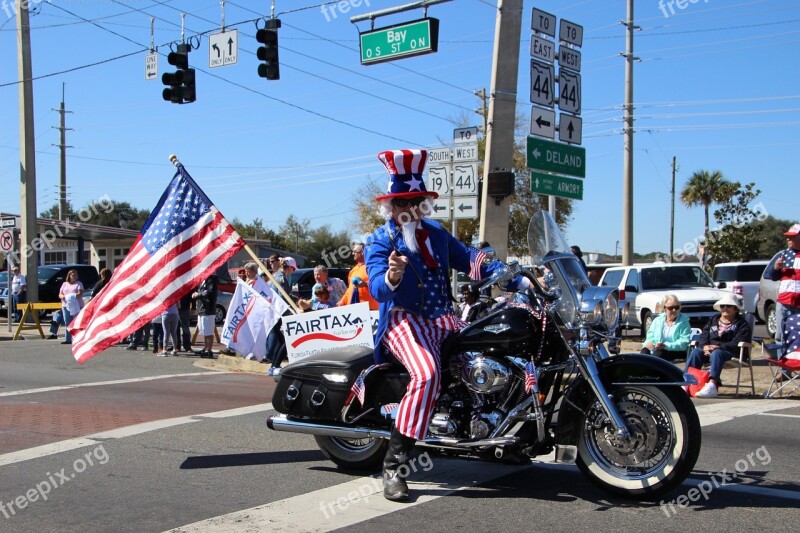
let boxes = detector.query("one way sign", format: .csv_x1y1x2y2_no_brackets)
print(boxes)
531,106,555,139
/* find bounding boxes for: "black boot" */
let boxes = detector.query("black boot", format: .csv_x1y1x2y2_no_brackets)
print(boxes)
383,427,416,502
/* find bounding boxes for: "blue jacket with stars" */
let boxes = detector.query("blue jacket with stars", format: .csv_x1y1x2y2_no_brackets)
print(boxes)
365,218,502,363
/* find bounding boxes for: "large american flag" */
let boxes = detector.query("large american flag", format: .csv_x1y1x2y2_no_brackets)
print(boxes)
70,164,245,363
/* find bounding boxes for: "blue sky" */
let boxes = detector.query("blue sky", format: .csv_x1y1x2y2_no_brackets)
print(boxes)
1,0,798,258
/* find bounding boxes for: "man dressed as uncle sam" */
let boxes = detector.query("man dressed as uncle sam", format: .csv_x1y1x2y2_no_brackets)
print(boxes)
366,149,515,501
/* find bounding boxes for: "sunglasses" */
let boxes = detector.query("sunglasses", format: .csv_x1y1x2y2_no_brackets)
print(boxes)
392,197,426,208
665,305,680,311
719,304,737,309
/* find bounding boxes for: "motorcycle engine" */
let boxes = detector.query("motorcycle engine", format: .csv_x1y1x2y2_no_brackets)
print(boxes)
460,354,511,394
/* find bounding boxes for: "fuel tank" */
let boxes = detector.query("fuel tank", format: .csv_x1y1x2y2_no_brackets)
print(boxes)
451,306,541,355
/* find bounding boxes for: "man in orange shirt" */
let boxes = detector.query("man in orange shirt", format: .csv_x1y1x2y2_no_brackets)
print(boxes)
338,243,378,310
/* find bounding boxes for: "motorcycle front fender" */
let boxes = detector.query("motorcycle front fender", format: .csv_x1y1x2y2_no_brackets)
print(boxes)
555,353,691,446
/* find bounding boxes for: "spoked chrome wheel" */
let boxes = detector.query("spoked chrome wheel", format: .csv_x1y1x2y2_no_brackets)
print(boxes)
576,386,700,499
314,435,388,471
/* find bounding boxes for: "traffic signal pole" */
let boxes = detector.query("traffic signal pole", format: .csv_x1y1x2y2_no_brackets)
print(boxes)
16,1,38,301
478,0,523,261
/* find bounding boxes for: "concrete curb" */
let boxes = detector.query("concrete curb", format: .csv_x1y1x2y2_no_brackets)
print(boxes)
195,353,270,374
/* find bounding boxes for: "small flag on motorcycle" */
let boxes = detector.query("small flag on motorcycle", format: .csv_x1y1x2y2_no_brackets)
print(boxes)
525,361,539,395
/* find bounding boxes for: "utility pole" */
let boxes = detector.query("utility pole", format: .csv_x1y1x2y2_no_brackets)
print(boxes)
16,1,39,302
620,0,638,266
474,88,488,133
478,0,523,261
670,156,677,263
53,83,73,221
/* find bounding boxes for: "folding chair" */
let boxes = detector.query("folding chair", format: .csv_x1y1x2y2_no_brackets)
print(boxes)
721,313,756,398
764,358,800,398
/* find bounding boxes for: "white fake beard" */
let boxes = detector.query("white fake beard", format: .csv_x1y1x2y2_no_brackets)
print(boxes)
400,219,419,254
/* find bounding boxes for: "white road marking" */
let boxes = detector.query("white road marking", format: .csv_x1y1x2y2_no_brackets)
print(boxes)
693,399,792,426
756,412,800,419
167,398,798,532
0,371,232,397
0,403,272,467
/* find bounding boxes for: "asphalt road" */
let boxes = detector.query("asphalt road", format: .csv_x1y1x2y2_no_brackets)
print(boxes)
1,339,798,532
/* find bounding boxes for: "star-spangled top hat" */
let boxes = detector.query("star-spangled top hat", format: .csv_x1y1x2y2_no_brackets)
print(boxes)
374,149,439,201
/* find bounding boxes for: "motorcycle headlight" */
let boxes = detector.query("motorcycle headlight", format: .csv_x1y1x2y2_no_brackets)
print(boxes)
603,291,619,330
579,299,603,326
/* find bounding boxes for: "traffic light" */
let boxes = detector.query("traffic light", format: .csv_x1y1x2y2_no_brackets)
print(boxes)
256,18,281,80
162,43,196,104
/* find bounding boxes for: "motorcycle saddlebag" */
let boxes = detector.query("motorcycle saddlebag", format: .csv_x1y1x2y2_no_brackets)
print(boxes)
272,345,375,421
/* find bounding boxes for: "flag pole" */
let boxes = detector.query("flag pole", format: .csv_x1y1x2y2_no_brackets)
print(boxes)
169,154,301,314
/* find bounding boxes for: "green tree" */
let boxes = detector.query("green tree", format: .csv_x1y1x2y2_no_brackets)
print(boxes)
680,170,735,247
279,215,311,254
704,182,763,268
88,201,150,230
750,215,795,259
40,201,77,220
303,225,352,268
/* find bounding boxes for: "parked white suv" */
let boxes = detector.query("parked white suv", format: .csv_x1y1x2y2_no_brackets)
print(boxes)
711,260,769,317
599,263,729,335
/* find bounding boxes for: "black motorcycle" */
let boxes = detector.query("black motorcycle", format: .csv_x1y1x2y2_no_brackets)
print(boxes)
267,211,701,499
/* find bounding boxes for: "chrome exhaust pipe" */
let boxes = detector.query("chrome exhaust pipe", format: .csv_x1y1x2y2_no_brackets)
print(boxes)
267,414,391,440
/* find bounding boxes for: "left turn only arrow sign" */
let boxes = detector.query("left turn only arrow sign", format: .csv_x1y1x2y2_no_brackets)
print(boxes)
209,30,238,68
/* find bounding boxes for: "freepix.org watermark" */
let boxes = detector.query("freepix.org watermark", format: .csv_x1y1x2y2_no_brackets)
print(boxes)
1,0,50,18
0,445,110,519
659,445,771,517
320,0,371,23
658,0,710,19
5,195,115,266
318,451,433,518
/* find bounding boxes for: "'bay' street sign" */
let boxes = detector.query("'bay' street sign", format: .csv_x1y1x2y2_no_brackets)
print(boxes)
530,172,583,201
527,136,586,178
360,18,439,65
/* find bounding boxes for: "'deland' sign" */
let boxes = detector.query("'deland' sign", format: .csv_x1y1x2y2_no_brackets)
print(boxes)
526,136,586,178
359,18,439,65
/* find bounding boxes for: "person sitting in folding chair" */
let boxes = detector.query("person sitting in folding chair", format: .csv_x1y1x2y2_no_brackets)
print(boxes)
764,314,800,397
685,293,751,398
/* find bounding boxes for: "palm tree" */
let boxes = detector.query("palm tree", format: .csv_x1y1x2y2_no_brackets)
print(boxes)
680,170,734,242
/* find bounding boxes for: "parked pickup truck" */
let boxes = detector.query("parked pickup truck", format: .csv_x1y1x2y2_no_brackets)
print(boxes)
599,263,729,335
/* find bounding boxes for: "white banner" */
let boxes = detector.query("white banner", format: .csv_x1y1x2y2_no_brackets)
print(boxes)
282,302,374,363
221,279,283,361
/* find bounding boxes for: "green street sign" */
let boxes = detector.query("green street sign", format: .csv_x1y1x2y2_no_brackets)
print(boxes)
526,136,586,178
530,172,583,200
359,18,439,65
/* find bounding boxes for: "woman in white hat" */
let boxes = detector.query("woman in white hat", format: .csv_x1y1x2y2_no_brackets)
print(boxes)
685,293,751,398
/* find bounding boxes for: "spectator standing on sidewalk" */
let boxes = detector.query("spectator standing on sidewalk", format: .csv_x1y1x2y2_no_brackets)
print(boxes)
92,268,112,297
177,290,194,353
337,243,378,309
10,265,26,322
767,223,800,351
266,257,297,376
311,265,347,307
58,269,84,345
193,275,218,358
571,245,588,274
160,303,179,356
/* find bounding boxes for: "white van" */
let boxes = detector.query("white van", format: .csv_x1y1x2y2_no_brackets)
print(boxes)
711,260,769,316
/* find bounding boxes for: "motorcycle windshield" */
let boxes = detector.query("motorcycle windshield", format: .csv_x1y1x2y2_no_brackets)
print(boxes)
528,211,590,327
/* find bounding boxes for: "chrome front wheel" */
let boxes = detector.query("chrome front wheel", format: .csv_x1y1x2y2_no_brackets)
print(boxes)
576,386,701,499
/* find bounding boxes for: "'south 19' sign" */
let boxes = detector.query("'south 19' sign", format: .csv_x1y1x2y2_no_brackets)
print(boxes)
282,303,374,362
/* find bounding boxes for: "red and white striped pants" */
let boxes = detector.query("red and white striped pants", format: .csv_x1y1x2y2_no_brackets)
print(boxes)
382,310,467,440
